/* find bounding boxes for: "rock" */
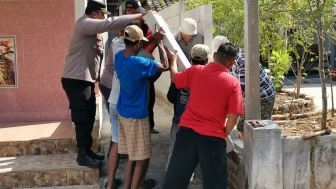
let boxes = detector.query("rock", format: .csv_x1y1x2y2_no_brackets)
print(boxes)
316,117,322,122
305,96,314,100
314,125,321,131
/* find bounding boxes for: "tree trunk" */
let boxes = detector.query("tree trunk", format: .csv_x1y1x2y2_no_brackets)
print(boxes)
267,47,271,70
326,54,335,117
317,28,327,130
296,66,301,98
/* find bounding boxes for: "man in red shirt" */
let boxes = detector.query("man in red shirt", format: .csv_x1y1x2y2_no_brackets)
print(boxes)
163,43,244,189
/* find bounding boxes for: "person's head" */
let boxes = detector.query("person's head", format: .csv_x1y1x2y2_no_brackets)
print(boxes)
123,25,149,54
85,0,111,19
211,35,230,57
125,0,146,15
119,20,141,36
190,44,209,65
214,43,238,69
179,18,197,45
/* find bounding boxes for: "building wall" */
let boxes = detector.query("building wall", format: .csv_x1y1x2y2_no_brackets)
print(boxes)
0,0,74,122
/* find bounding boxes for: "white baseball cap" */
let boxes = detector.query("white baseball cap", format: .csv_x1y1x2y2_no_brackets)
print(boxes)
211,36,230,54
179,18,197,35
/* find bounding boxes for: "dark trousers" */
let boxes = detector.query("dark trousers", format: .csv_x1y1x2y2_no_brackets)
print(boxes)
61,78,96,149
162,127,228,189
148,82,155,130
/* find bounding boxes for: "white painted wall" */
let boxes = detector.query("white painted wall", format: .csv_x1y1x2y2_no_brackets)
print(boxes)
74,0,86,21
154,2,213,97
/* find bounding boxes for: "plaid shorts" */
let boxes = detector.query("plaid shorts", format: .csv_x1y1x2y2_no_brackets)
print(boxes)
118,115,152,160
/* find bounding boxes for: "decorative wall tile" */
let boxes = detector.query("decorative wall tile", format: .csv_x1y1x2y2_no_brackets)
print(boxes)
0,0,75,122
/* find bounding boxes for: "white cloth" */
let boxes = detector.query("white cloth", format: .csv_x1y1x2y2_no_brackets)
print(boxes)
108,37,125,105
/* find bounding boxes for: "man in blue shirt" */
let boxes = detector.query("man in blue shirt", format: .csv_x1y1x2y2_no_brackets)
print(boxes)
114,25,169,189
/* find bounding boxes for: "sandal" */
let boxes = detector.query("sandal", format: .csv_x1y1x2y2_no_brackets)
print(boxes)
150,129,160,134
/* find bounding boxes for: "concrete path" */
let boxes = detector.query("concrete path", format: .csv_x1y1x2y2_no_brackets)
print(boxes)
98,101,203,189
283,77,336,111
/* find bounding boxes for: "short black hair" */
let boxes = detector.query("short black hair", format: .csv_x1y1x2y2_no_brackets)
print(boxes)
124,37,140,47
216,43,238,62
191,58,207,65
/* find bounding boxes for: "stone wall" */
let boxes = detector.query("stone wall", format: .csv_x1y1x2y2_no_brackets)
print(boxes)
272,90,319,120
227,149,243,189
227,124,336,189
226,129,244,189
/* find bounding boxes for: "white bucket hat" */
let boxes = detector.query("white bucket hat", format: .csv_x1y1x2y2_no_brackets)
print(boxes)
179,18,197,35
211,36,230,55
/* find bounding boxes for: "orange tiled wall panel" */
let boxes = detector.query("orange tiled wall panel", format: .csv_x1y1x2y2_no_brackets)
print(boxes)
0,0,75,122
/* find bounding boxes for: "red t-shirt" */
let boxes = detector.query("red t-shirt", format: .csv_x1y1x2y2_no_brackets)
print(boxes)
174,62,244,139
144,28,155,54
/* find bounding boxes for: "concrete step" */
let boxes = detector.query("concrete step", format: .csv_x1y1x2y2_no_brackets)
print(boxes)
19,185,99,189
0,120,99,157
0,154,99,188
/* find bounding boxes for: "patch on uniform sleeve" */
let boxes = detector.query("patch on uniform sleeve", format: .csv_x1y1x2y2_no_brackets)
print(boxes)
97,34,103,48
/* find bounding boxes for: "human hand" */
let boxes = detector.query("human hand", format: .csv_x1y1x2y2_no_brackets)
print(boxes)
141,11,150,17
141,11,153,22
153,24,165,44
164,46,177,64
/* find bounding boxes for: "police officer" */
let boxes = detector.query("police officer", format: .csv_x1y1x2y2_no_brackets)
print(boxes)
61,0,146,168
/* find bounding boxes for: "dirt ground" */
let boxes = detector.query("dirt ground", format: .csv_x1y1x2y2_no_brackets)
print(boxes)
273,94,336,137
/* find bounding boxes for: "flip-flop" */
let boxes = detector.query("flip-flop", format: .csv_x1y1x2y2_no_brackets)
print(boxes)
105,178,122,189
150,129,160,134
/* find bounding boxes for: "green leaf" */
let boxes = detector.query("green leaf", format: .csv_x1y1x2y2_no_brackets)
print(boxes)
275,83,282,88
272,50,280,58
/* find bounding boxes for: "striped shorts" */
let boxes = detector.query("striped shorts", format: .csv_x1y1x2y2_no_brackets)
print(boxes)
118,115,152,160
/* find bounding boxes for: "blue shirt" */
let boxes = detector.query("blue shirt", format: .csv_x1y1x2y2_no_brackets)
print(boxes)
167,82,190,124
115,50,158,119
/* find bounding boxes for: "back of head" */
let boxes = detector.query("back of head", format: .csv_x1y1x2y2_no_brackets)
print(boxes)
211,36,230,56
119,20,140,37
179,18,197,36
85,0,111,15
191,44,209,65
123,25,148,46
215,43,238,65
